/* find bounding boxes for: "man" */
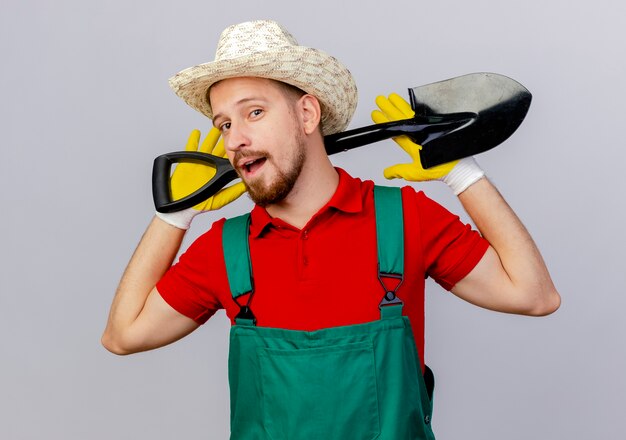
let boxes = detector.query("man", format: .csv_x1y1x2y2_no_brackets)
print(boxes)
102,20,560,439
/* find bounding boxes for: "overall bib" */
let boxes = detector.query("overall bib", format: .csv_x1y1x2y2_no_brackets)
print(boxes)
223,186,436,440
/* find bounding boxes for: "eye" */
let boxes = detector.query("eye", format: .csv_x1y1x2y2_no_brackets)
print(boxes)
250,109,263,118
220,122,231,132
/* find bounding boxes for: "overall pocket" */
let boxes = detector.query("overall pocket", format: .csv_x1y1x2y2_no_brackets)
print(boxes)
258,340,381,440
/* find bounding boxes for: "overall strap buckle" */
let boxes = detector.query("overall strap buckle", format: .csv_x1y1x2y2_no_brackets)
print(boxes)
234,304,257,326
378,269,404,318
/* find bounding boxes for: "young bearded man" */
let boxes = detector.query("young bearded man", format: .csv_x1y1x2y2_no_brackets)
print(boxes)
102,20,560,440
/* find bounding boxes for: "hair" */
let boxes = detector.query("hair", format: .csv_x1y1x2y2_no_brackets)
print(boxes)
274,80,306,101
274,81,324,135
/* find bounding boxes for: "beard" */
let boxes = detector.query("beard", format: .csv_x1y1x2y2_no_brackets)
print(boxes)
236,132,307,207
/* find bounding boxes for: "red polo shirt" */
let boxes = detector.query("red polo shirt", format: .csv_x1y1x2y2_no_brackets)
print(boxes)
157,168,488,368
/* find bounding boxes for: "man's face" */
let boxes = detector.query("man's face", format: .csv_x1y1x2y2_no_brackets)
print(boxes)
210,77,306,206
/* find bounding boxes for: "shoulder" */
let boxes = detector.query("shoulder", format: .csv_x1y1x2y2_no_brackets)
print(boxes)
399,184,433,205
335,169,447,218
398,185,460,221
177,217,231,262
193,217,227,243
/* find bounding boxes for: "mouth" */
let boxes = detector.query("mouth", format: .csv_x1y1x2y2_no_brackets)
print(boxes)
238,156,267,178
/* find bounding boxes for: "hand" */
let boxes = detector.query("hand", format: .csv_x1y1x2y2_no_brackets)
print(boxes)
372,93,459,181
372,93,485,195
156,128,246,229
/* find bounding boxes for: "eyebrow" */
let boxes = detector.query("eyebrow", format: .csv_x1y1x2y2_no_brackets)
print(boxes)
212,97,270,126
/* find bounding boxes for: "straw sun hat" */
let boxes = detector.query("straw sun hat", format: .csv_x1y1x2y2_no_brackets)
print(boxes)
169,20,358,136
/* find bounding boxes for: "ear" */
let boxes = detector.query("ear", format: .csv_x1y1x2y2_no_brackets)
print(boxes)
298,95,322,135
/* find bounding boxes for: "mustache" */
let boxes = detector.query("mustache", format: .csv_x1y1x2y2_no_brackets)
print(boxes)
233,150,273,164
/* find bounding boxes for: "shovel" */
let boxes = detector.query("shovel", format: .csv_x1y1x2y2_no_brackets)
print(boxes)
153,72,531,213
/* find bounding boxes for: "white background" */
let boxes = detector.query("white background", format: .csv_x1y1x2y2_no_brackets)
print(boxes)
1,0,625,438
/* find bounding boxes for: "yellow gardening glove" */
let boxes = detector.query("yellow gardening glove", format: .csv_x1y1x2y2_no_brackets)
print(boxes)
156,128,246,229
371,93,459,181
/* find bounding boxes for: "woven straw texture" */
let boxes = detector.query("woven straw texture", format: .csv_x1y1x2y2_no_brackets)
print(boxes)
169,20,358,135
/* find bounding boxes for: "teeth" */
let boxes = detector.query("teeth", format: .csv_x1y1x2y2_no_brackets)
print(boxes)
243,159,257,172
243,158,262,172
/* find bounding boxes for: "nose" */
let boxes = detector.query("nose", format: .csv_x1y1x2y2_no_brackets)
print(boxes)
224,123,251,153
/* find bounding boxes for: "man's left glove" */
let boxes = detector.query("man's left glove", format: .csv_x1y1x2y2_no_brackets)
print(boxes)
156,128,246,229
372,93,485,195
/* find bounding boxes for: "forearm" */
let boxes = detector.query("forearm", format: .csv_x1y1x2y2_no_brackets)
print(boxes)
457,177,560,315
102,216,186,351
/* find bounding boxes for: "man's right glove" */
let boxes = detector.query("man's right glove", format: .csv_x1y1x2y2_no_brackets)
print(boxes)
372,93,485,195
156,128,246,229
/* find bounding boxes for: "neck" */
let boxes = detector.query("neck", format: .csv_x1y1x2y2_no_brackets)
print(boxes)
266,140,339,230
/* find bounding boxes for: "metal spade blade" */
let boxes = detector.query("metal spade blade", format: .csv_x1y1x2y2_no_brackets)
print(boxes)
409,72,532,168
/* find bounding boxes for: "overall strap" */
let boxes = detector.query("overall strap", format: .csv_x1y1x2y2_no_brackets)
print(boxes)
374,187,434,402
222,213,256,326
373,186,405,319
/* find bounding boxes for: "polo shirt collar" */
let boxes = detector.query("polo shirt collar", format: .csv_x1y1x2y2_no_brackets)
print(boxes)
248,168,363,238
326,167,363,214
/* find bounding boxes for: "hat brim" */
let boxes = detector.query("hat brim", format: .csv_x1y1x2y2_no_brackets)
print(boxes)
169,46,357,135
